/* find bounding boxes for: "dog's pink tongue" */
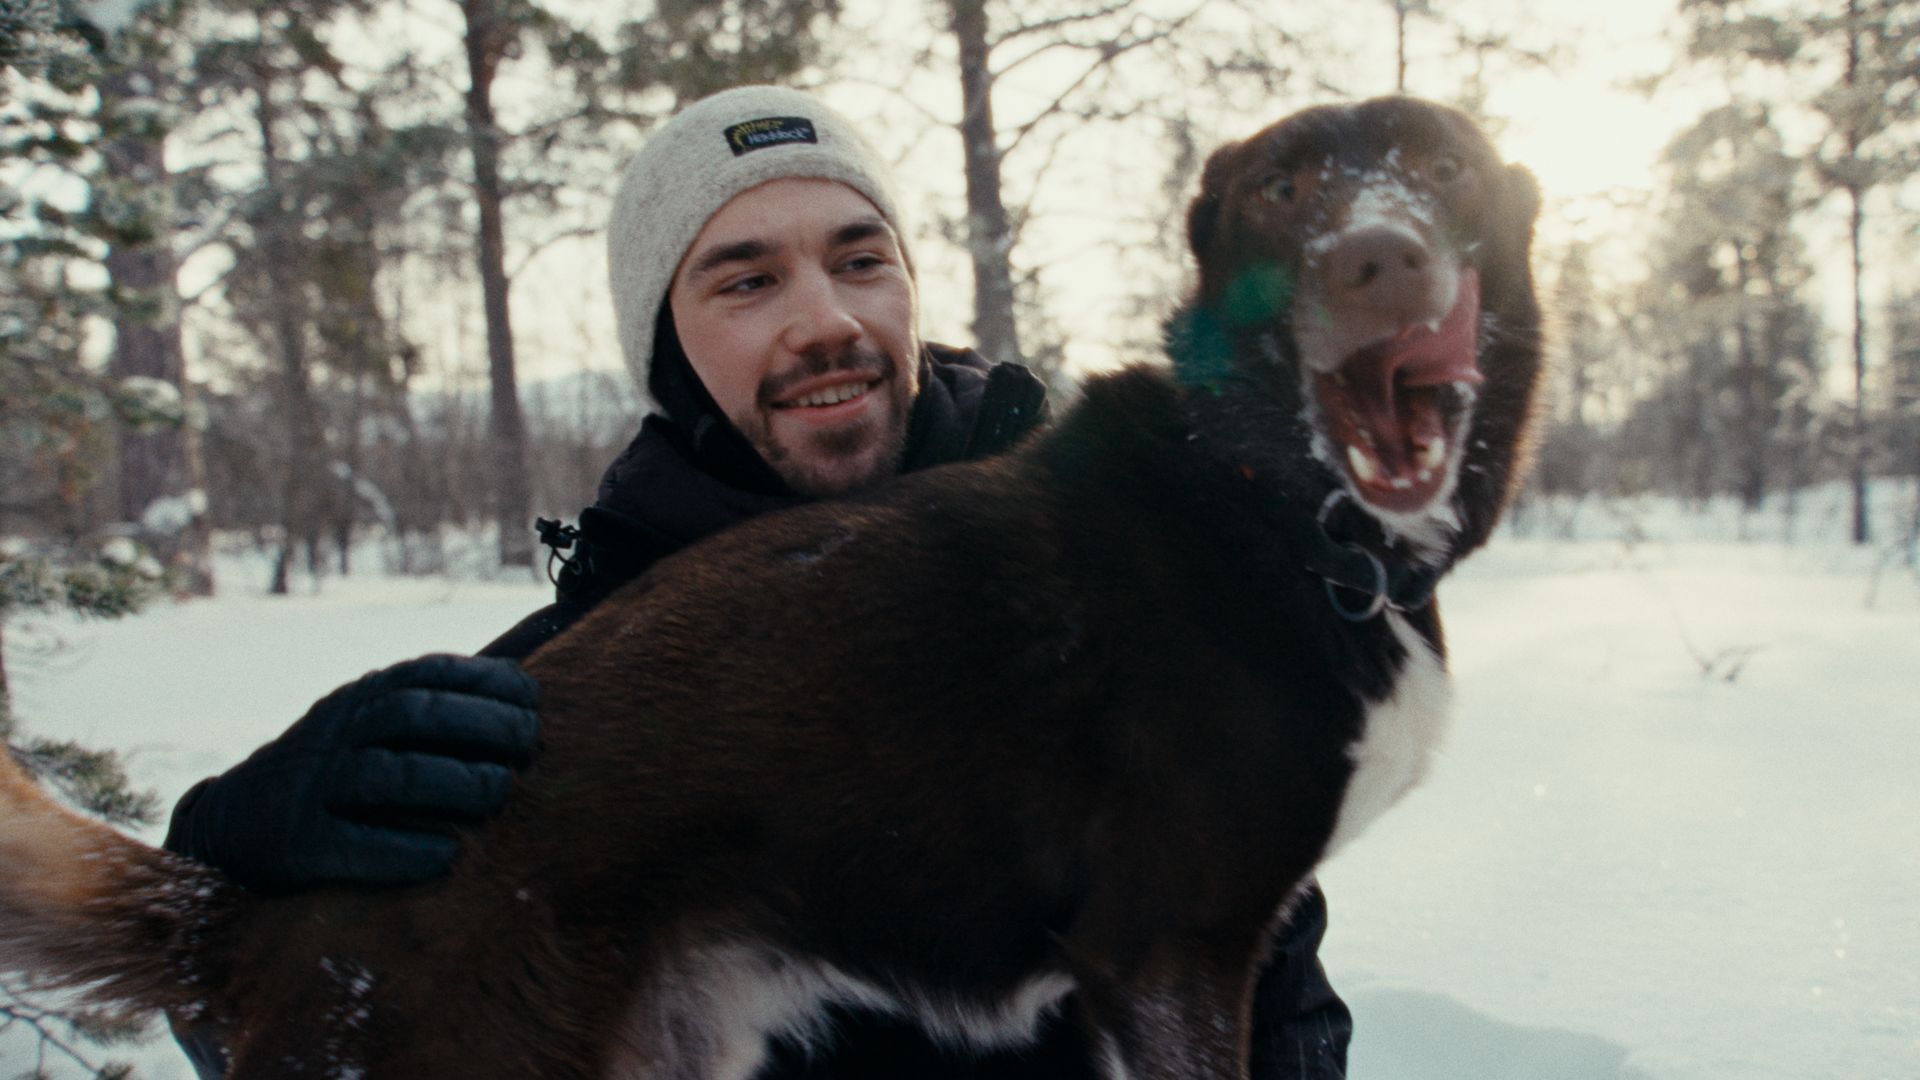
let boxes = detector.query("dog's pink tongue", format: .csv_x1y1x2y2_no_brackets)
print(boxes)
1329,270,1482,474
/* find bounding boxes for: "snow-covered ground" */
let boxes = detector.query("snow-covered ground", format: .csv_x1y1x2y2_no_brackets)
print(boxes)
1322,535,1919,1080
3,504,1917,1079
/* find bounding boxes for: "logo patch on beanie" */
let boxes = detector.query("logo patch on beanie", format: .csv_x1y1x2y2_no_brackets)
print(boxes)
725,116,818,156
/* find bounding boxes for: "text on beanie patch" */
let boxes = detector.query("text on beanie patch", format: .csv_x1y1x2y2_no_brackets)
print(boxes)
725,117,819,156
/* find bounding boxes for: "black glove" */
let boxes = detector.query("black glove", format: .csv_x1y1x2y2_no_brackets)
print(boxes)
164,654,539,895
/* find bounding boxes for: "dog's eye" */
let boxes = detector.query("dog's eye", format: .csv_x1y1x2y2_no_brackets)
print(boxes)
1262,175,1297,204
1429,155,1465,184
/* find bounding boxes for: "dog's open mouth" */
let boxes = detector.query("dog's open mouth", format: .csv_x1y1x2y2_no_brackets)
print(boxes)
1312,269,1482,515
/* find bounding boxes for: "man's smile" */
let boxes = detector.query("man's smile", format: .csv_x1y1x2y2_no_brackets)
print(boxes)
771,373,882,414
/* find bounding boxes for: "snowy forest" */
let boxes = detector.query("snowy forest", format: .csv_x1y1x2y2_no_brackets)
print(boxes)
2,0,1918,1077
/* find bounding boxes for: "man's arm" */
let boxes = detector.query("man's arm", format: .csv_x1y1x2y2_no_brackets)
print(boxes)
161,506,650,891
162,654,540,894
1247,882,1352,1079
162,653,543,1078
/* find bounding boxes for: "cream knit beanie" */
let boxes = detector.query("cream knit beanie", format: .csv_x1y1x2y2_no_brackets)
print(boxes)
607,85,911,414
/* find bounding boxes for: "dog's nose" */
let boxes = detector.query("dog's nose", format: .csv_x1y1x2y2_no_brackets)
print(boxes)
1325,226,1438,323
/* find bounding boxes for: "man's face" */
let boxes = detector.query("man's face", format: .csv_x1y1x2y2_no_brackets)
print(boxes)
668,178,920,497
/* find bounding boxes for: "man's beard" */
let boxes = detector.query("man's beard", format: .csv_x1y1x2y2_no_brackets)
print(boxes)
735,343,914,497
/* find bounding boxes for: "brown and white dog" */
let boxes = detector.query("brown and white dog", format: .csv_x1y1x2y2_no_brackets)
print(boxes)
0,97,1541,1080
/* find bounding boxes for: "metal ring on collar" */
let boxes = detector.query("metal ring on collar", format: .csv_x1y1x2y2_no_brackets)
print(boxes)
1324,544,1389,622
1317,488,1351,531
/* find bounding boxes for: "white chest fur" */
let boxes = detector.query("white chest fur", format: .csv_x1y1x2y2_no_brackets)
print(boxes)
606,943,1074,1080
1323,612,1452,858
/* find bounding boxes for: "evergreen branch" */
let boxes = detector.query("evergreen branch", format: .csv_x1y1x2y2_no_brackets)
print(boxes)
15,738,161,827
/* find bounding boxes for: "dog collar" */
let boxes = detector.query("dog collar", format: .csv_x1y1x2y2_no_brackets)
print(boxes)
1306,490,1443,622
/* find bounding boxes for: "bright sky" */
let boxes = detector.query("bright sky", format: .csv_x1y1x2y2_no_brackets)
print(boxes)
1479,1,1684,204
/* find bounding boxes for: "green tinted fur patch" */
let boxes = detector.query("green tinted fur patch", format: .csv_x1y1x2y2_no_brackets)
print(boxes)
1224,263,1293,328
1165,307,1234,393
1168,263,1293,393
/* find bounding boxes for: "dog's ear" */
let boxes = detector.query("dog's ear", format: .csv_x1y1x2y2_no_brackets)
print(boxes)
1186,140,1243,260
1503,163,1542,227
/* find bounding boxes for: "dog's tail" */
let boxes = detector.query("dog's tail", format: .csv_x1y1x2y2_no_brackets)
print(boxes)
0,746,240,1017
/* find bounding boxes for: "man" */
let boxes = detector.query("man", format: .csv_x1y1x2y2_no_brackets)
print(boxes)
164,85,1351,1079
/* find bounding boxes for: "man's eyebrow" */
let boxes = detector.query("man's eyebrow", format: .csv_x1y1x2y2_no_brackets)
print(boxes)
684,239,772,282
683,218,894,283
831,218,892,247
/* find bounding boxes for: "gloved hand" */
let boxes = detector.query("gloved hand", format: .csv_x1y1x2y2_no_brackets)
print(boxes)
164,654,539,895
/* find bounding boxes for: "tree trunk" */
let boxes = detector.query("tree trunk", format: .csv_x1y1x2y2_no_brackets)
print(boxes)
1394,1,1410,92
1843,0,1871,545
1732,248,1765,513
253,67,323,596
337,370,366,576
1847,183,1870,544
948,0,1024,369
1909,472,1918,556
99,63,214,596
461,0,535,572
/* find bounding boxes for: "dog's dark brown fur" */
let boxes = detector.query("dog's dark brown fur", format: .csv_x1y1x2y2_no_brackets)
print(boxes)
0,97,1542,1080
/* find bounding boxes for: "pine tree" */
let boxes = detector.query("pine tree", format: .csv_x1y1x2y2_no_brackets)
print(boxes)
178,0,446,592
1531,240,1612,499
3,5,174,1072
97,0,216,597
1625,102,1825,516
1885,288,1920,553
1682,0,1920,541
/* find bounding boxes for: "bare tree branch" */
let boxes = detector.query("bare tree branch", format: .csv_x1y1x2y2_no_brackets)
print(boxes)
991,36,1098,81
0,985,111,1078
833,74,951,127
1006,123,1077,251
995,1,1140,47
997,2,1204,160
508,223,600,281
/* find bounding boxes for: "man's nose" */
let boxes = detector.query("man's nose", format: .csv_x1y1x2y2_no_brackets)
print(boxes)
779,269,862,355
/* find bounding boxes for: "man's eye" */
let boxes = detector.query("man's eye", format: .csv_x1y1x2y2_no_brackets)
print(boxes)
721,273,773,294
840,253,885,273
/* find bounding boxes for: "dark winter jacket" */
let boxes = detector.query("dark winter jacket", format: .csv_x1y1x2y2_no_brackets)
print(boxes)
169,344,1350,1078
479,343,1050,661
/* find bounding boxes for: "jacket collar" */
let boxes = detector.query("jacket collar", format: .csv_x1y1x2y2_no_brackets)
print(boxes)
598,344,1043,551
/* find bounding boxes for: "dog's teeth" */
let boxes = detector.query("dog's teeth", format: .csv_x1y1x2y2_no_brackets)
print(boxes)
1346,445,1379,484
